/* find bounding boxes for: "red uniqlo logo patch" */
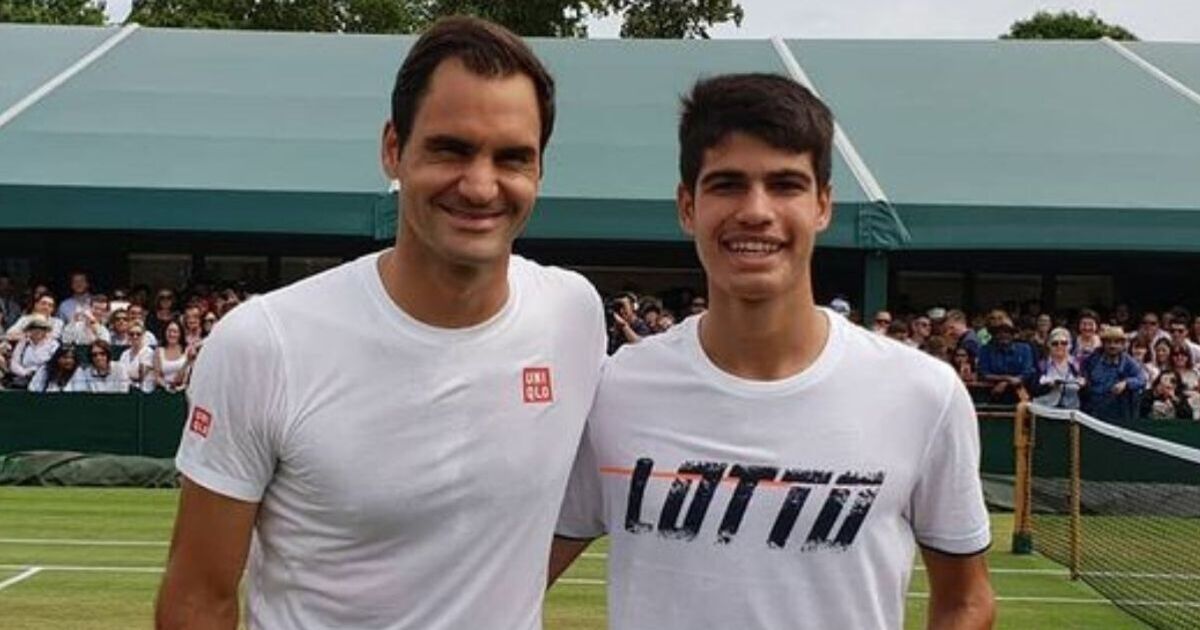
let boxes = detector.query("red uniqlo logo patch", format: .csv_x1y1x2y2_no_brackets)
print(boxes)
189,407,212,438
523,367,553,404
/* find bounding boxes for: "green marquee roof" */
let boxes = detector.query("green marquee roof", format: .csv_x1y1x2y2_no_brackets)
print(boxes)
2,24,1199,252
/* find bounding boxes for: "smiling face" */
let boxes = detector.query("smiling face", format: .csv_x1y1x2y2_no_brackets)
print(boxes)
677,132,831,304
382,57,541,271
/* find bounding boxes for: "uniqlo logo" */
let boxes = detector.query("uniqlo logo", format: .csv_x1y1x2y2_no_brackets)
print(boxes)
189,407,212,438
523,367,553,404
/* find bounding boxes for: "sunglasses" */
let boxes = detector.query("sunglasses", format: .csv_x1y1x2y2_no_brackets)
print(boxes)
875,319,892,325
1049,341,1069,346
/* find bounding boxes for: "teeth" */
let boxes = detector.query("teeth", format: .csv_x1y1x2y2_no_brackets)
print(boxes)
725,241,781,253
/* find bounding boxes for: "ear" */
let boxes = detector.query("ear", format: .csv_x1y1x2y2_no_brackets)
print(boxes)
381,120,401,181
677,183,696,237
813,183,833,233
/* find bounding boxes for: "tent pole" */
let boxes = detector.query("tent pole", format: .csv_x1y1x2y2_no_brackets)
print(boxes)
863,251,888,319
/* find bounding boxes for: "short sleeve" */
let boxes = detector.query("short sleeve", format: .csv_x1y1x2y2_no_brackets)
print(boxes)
910,375,991,555
556,425,607,540
175,299,287,503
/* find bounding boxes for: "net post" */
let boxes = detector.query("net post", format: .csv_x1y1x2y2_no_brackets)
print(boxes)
1068,416,1082,580
1011,402,1033,555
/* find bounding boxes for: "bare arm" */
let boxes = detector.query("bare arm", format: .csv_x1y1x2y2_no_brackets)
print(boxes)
922,548,995,630
155,477,259,630
547,536,593,588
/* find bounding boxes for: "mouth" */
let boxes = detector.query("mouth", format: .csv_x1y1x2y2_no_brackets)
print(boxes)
440,203,508,232
719,236,785,259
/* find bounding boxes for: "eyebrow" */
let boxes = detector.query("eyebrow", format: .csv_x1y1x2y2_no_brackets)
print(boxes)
700,168,813,186
424,135,476,154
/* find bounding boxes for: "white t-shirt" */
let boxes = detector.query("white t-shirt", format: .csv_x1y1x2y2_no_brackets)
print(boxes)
68,364,130,393
557,309,990,630
176,251,605,630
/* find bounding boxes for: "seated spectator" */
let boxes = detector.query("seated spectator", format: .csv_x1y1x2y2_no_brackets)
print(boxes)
1152,338,1173,377
108,309,135,346
1129,337,1159,386
153,321,192,393
118,324,156,394
978,316,1035,403
6,294,63,341
908,315,932,349
1133,311,1169,348
829,297,851,318
1072,309,1102,363
5,315,60,389
70,341,129,393
56,271,92,322
1140,372,1194,420
1082,326,1147,424
29,344,78,393
1031,328,1084,409
871,310,892,335
607,293,650,354
1032,313,1053,355
951,346,976,384
653,309,675,334
1168,315,1200,366
639,303,663,335
62,293,112,346
149,289,179,341
1110,303,1133,333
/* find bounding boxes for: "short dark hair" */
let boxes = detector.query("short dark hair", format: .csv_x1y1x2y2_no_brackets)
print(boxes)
678,73,833,192
391,16,556,160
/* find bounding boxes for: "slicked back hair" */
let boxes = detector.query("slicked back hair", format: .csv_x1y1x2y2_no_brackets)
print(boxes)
390,16,556,162
679,73,833,192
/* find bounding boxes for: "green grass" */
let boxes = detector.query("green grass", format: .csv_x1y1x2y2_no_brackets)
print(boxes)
0,487,1153,629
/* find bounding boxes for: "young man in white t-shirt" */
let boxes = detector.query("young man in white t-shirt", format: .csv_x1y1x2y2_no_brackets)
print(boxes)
550,74,995,629
156,17,606,629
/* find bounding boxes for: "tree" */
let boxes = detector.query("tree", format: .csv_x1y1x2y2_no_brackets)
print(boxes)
422,0,604,37
127,0,423,33
0,0,105,25
618,0,742,39
1002,10,1137,41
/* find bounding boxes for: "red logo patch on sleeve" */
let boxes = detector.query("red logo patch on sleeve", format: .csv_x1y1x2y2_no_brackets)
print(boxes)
522,367,553,404
189,407,212,438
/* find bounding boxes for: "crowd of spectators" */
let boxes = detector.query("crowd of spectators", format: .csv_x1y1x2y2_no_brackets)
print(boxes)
0,271,247,395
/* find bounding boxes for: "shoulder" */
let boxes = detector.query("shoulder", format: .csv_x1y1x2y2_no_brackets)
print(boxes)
511,256,600,307
603,317,695,381
835,314,962,400
200,299,280,362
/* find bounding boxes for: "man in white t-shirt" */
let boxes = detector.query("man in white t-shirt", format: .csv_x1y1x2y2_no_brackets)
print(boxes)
550,74,994,629
156,17,606,630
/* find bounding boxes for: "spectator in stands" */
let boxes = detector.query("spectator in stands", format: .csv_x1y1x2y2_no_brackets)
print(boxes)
871,310,892,335
1140,372,1193,420
607,293,650,354
1169,343,1200,410
944,309,980,361
153,321,191,393
653,310,675,333
688,295,707,317
828,297,851,318
201,311,218,337
71,341,130,393
1133,311,1169,348
107,309,134,346
0,273,21,329
126,304,158,347
28,344,78,393
181,306,206,347
1191,314,1200,348
149,289,179,341
1031,327,1084,409
926,307,947,337
5,315,59,389
923,334,951,364
62,293,111,346
639,302,663,335
56,271,92,322
885,319,911,344
1168,315,1200,366
1082,326,1146,423
6,294,63,341
1129,336,1159,386
1072,309,1102,363
1110,303,1133,333
978,315,1035,403
1153,337,1173,377
952,346,976,384
909,315,932,349
119,323,155,394
1033,313,1052,352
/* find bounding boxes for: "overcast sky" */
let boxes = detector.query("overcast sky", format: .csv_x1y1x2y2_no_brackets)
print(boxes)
104,0,1200,42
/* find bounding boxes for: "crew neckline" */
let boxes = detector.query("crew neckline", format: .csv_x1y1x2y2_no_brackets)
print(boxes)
684,306,845,397
358,249,521,344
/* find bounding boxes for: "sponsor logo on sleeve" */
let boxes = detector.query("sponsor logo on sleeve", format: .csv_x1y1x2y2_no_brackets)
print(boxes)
522,367,553,404
189,406,212,438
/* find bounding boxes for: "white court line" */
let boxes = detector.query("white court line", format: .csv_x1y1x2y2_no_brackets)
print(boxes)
0,567,43,592
0,564,163,574
0,538,168,547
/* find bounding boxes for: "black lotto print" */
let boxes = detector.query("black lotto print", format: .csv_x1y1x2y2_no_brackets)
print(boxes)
623,459,885,550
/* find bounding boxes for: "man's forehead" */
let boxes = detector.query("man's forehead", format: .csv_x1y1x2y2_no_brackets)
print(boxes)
411,58,540,144
699,132,816,177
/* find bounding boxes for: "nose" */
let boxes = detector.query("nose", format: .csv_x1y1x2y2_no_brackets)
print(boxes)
735,183,772,226
457,157,500,206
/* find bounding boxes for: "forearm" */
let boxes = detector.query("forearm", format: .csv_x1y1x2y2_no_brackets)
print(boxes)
155,574,239,630
548,536,592,587
927,592,995,630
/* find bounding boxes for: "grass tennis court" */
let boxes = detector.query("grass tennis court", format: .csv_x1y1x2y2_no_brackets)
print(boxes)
0,487,1149,629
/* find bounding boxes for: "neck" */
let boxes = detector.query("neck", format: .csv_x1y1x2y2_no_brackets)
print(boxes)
380,242,510,329
698,285,828,381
